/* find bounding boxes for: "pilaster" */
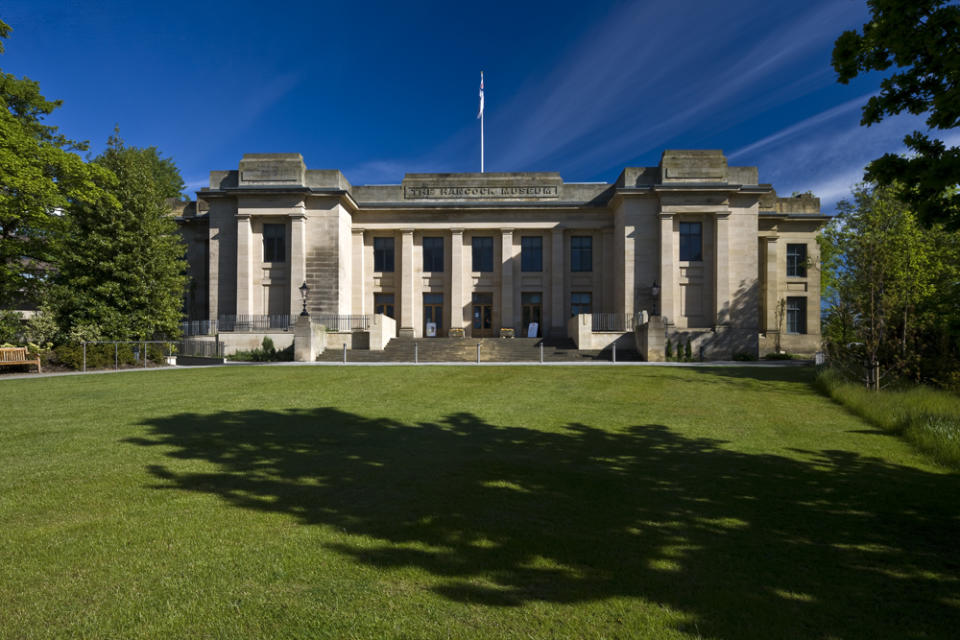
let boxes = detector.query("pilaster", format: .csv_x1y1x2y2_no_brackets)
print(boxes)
289,213,307,317
449,229,464,332
764,236,779,333
352,229,365,315
551,227,565,336
658,214,674,321
714,212,731,326
236,214,253,316
500,229,514,331
399,229,415,338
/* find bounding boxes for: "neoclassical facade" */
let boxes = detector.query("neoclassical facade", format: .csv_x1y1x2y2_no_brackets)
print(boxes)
177,150,826,357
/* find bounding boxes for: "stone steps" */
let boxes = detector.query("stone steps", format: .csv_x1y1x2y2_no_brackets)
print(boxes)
316,337,642,363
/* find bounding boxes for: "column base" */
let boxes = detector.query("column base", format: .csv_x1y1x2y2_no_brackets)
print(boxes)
398,327,415,339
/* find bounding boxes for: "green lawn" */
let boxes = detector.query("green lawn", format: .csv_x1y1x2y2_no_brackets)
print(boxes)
1,365,958,639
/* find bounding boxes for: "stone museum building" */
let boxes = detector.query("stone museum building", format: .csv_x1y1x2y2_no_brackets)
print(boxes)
176,149,826,358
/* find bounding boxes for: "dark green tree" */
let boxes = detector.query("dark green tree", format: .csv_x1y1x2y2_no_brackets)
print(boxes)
55,133,187,339
833,0,960,228
0,20,114,306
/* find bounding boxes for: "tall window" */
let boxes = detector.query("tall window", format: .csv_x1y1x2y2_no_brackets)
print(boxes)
786,244,807,277
571,292,592,316
423,237,444,272
374,237,394,272
521,236,542,272
679,222,702,262
374,293,395,318
472,236,494,272
570,236,592,272
786,297,807,334
262,223,285,263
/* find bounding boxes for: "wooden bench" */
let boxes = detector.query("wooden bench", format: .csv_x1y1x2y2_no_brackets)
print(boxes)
0,347,41,374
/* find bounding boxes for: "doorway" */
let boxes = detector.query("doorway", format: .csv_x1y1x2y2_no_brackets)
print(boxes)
423,293,443,337
521,292,542,338
472,292,494,337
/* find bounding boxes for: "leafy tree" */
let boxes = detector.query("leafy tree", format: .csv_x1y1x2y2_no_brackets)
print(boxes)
833,0,960,228
0,20,114,306
820,183,956,388
54,133,187,339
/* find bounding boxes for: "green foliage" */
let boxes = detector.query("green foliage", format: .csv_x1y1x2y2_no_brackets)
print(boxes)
0,21,116,306
229,338,293,362
833,1,960,228
23,304,60,346
53,132,187,340
732,351,757,361
821,183,960,387
764,352,794,361
664,338,673,360
0,310,22,343
817,368,960,468
683,339,692,362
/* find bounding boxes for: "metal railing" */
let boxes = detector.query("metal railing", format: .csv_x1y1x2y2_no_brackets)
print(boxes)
218,314,293,332
314,314,372,332
179,339,223,358
591,313,629,332
181,319,217,336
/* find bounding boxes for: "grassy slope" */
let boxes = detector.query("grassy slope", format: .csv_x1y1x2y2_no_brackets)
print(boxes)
1,366,958,639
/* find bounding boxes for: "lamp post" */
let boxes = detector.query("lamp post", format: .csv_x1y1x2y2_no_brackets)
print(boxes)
651,281,660,317
299,281,310,316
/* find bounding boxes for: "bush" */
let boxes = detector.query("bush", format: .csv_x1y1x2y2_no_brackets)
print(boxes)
0,310,23,344
229,338,293,362
684,340,692,362
764,352,794,360
665,339,673,360
816,368,960,468
732,351,757,361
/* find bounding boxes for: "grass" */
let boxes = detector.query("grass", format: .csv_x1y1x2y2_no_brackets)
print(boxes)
817,368,960,468
1,365,959,639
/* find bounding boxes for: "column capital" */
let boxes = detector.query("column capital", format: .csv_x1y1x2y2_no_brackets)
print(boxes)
288,212,308,219
501,228,514,235
715,211,731,220
401,228,415,236
450,228,464,236
236,213,252,220
351,227,365,235
764,234,779,243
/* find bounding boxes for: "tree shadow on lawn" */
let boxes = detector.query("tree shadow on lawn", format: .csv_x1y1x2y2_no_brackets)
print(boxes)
125,409,960,639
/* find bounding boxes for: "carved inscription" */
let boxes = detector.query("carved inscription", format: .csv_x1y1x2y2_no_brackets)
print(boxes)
404,185,559,199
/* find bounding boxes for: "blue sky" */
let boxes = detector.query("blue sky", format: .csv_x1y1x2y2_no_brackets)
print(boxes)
2,0,944,211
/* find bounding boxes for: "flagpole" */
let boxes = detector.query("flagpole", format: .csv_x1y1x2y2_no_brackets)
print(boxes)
480,71,485,173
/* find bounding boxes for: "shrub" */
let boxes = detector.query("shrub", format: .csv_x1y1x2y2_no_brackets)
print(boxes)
0,310,23,344
665,339,673,360
732,351,757,361
684,340,692,362
764,352,794,360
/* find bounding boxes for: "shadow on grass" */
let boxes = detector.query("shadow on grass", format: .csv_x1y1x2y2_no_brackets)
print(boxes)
126,408,960,639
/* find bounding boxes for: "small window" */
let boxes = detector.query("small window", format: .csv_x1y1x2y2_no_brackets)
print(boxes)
374,293,395,319
571,292,592,316
374,237,394,273
787,244,807,278
571,236,592,272
423,237,444,272
679,222,702,262
786,297,807,334
521,236,543,272
472,236,494,272
262,223,285,263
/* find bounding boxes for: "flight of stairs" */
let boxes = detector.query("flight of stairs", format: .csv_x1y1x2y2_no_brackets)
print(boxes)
316,337,642,363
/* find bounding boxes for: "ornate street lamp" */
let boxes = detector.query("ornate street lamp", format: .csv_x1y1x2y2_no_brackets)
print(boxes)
651,281,660,316
299,281,310,316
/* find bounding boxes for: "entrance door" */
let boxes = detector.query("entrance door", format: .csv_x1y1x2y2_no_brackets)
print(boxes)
472,292,494,337
521,292,542,338
423,293,443,337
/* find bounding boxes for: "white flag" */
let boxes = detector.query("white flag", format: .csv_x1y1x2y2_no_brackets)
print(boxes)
477,72,484,119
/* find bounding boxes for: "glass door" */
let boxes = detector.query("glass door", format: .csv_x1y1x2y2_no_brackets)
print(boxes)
521,292,542,337
472,292,494,337
423,293,443,337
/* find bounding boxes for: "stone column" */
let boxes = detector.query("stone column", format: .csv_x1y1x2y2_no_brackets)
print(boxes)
449,229,464,333
399,228,415,338
352,229,365,315
602,227,615,314
236,214,253,316
500,229,514,333
658,214,674,321
289,213,307,317
764,236,779,333
714,212,731,326
550,227,565,336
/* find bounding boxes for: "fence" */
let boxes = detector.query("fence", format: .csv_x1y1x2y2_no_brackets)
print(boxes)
591,313,630,332
181,319,217,336
179,339,223,358
314,314,372,332
217,314,293,332
79,340,178,372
